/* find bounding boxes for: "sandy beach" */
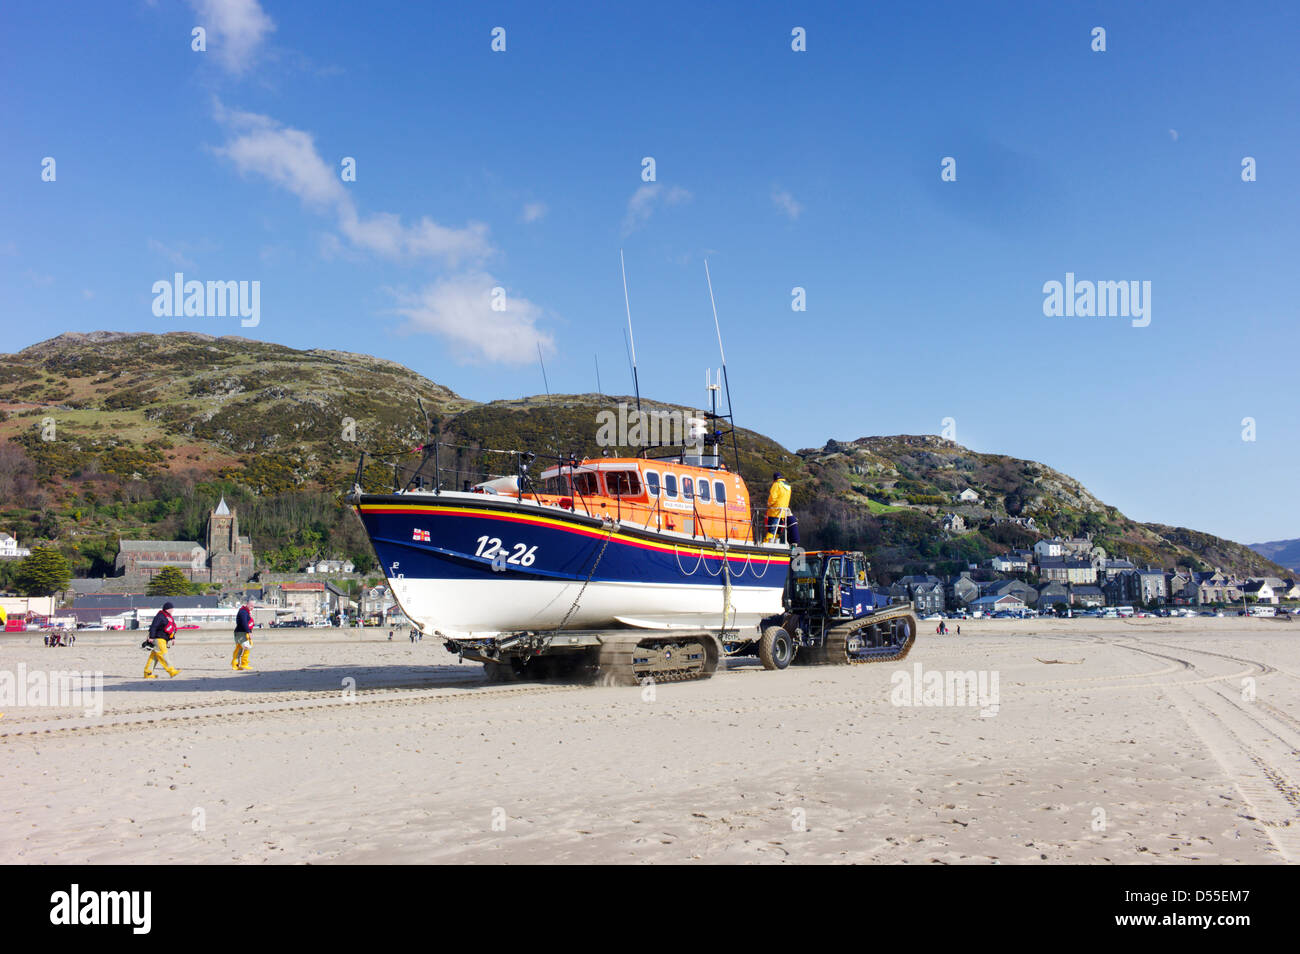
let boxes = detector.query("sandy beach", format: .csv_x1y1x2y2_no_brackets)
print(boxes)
2,618,1297,864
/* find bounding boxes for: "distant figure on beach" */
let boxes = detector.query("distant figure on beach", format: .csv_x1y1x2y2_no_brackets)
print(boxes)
957,624,961,636
389,629,394,641
409,629,415,643
232,597,254,671
144,602,180,679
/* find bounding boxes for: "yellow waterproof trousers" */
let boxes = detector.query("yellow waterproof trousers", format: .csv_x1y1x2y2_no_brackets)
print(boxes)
145,640,179,677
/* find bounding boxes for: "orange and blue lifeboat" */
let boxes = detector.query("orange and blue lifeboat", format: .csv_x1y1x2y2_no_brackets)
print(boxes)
353,456,790,636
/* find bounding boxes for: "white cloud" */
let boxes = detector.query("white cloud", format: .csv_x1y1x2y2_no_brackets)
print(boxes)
188,0,275,75
25,269,53,287
214,104,551,362
521,201,548,224
339,208,492,266
1168,129,1179,141
771,187,804,220
148,238,198,270
389,273,554,366
622,184,691,234
214,103,492,266
213,104,344,209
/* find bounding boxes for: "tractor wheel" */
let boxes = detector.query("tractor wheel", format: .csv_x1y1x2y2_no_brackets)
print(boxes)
758,626,794,671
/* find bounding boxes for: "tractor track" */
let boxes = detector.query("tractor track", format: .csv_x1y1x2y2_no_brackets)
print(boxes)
0,656,791,740
1044,632,1300,861
0,679,590,741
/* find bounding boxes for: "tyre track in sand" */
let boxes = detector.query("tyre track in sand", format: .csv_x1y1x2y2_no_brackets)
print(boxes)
1090,634,1300,862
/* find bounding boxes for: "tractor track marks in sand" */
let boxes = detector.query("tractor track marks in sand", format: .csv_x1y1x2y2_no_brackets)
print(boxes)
1082,634,1300,862
0,680,589,740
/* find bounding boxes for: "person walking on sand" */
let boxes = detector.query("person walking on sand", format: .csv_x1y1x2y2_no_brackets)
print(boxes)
144,602,181,679
232,597,254,671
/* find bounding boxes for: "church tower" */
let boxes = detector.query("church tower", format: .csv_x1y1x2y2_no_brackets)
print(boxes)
207,497,241,582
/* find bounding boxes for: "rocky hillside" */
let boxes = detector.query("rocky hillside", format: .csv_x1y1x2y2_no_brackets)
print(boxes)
798,435,1289,579
0,332,1287,583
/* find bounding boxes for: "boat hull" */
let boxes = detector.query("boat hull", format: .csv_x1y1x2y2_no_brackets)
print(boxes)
354,492,789,636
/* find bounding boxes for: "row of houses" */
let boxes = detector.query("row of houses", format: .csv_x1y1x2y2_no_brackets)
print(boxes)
890,573,1103,614
890,567,1300,614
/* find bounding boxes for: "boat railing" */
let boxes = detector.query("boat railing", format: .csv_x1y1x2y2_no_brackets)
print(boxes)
752,506,790,546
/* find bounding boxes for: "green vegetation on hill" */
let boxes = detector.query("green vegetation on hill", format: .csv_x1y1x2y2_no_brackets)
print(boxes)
0,331,1287,588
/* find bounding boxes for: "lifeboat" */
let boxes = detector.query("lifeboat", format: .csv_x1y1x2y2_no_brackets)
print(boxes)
351,454,790,638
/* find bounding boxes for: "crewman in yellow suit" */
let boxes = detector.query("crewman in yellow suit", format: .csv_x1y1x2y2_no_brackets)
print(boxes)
144,602,181,678
763,472,799,544
232,597,254,670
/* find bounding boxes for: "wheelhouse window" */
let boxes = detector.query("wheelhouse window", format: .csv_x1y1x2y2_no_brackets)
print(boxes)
645,471,661,497
681,476,694,499
605,470,643,497
542,474,571,495
664,474,678,498
572,472,600,497
697,479,710,503
714,481,726,504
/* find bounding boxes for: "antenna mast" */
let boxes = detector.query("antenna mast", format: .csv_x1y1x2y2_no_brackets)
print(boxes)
704,259,743,473
620,249,642,416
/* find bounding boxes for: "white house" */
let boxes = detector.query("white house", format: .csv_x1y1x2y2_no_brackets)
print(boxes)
1033,538,1064,560
0,533,31,559
1242,580,1276,604
970,594,1026,614
990,553,1029,574
955,488,980,504
305,558,356,575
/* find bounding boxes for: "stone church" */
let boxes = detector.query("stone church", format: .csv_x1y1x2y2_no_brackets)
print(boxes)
115,498,255,585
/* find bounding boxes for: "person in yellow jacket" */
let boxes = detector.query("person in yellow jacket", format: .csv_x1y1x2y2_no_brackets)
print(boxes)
762,472,799,544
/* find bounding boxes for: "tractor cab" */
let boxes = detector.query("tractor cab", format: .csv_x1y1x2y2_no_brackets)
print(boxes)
786,548,884,622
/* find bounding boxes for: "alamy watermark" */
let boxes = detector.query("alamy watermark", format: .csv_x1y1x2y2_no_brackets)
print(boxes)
0,664,103,717
1042,272,1150,327
50,885,150,934
595,403,707,451
890,663,999,717
151,272,260,327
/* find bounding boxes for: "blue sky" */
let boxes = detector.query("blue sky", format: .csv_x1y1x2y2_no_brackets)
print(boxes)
3,1,1298,545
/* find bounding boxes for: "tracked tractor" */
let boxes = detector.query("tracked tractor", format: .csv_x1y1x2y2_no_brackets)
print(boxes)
730,548,917,669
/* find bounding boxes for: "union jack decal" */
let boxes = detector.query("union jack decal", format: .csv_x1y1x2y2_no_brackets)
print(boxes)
412,528,430,541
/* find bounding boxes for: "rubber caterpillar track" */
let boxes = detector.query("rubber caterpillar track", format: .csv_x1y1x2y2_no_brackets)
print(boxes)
798,606,918,666
596,632,721,686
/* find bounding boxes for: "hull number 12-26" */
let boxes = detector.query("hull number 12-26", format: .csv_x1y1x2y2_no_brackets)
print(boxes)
475,536,538,566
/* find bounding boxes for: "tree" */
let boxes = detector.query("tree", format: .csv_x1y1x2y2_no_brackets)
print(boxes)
147,566,194,596
15,546,72,596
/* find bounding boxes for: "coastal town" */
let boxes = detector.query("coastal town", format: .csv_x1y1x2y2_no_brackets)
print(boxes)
895,529,1300,618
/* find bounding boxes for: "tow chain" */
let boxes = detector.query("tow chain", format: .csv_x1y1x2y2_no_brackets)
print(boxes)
554,518,616,634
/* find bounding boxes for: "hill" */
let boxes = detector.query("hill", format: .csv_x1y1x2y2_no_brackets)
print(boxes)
1249,539,1300,574
0,332,1287,585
